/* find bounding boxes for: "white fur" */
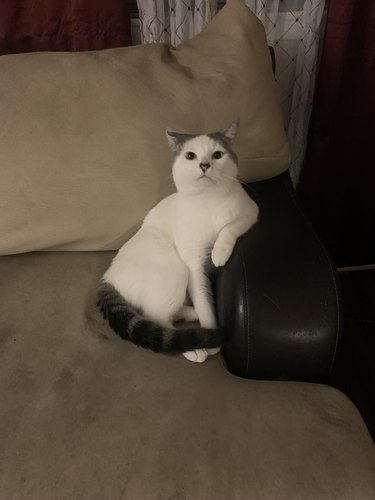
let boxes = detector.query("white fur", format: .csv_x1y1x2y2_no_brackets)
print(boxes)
103,124,258,362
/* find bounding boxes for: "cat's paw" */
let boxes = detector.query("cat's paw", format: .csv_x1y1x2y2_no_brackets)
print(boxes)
183,349,208,363
211,243,232,267
205,347,221,356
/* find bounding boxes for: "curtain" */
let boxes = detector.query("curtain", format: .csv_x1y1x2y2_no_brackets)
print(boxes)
136,0,218,46
0,0,132,54
136,0,326,185
298,0,375,267
244,1,325,184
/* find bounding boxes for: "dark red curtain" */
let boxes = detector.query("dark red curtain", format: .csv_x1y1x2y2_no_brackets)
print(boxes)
0,0,132,54
298,0,375,267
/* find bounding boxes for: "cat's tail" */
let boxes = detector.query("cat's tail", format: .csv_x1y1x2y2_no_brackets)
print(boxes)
97,281,224,353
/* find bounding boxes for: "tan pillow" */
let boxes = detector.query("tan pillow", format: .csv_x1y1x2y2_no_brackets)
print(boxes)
0,0,290,254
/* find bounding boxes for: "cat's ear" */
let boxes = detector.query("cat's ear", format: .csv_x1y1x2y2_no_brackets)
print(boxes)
222,119,240,145
166,130,179,152
166,130,193,153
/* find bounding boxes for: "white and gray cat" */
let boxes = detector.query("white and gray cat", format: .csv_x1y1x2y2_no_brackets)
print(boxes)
97,120,258,363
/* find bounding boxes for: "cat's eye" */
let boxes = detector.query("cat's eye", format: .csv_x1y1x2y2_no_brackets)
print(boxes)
185,152,196,160
212,151,224,160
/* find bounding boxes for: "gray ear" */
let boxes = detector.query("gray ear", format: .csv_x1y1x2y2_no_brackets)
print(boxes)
222,119,240,144
166,129,194,153
166,130,179,152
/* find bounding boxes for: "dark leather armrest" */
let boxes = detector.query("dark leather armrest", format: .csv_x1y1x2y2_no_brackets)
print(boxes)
214,172,342,381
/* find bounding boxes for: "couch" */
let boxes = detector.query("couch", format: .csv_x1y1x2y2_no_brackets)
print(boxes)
1,0,375,498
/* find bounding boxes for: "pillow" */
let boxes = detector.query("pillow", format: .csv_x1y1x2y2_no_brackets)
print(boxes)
0,0,290,254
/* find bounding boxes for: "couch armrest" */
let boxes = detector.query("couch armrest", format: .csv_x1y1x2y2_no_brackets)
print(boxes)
214,172,342,381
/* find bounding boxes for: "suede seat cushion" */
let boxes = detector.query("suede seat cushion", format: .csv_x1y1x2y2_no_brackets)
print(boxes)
0,252,375,500
0,0,290,254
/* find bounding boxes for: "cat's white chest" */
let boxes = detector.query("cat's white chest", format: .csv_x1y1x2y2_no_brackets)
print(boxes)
172,192,230,261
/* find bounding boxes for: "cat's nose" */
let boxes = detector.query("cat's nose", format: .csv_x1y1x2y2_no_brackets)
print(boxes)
199,163,211,173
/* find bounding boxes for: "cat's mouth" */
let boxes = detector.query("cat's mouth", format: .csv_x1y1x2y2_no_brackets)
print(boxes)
198,174,213,182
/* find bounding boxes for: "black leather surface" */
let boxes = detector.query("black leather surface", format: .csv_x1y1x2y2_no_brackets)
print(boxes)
214,172,342,381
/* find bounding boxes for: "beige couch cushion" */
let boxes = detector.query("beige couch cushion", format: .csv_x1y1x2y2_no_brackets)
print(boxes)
0,0,290,254
0,251,375,500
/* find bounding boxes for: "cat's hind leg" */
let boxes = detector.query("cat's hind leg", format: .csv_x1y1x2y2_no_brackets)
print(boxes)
187,269,217,329
173,305,199,323
182,346,220,363
205,347,221,356
182,267,220,362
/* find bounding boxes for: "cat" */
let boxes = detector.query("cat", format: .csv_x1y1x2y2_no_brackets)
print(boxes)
97,120,259,363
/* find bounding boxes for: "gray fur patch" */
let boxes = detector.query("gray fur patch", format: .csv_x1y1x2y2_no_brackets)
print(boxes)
161,328,176,349
167,131,238,164
127,315,142,333
166,131,198,156
208,132,238,165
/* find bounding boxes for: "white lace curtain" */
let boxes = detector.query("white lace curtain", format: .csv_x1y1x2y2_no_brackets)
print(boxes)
136,0,218,46
136,0,326,184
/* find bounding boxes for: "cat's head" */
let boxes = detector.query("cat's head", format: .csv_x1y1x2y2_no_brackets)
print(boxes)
166,120,239,193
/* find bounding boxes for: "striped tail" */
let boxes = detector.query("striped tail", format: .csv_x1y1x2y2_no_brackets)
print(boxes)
97,282,223,353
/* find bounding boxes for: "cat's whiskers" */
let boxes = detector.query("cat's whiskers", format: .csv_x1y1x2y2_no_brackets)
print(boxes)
217,172,238,182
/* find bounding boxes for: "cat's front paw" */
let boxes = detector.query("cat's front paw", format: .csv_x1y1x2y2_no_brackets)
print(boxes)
211,243,232,267
183,349,208,363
